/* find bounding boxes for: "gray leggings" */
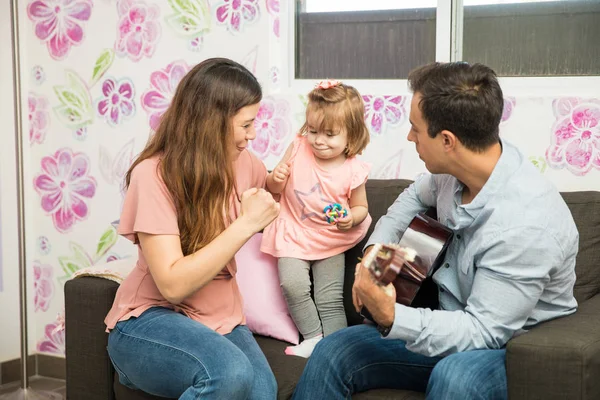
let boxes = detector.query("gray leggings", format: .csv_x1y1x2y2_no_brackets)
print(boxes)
278,254,347,340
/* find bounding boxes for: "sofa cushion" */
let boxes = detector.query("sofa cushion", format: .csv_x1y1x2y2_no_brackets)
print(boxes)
506,292,600,399
354,390,425,400
561,191,600,303
255,336,307,399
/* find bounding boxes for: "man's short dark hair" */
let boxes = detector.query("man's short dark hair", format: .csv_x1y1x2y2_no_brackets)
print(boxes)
408,62,504,152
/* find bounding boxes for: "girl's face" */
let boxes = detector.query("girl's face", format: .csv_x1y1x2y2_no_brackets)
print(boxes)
306,111,348,162
230,103,260,160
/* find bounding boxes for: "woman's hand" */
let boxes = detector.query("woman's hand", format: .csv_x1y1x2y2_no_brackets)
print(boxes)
240,188,280,232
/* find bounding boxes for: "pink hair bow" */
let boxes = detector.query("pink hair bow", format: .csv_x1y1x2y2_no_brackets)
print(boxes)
315,79,341,89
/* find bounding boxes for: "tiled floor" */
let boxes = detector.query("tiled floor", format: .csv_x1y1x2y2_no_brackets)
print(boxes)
0,376,65,399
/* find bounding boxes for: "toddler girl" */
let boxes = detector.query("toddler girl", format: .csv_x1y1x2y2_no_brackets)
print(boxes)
261,80,371,357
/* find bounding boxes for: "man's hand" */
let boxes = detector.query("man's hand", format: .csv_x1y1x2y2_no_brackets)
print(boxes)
353,259,396,328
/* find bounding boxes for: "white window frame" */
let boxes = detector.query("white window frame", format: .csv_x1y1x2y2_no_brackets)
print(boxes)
282,0,600,96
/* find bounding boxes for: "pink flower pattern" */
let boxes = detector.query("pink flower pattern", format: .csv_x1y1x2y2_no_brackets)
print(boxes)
115,0,161,62
96,77,136,127
37,321,65,355
215,0,260,34
363,95,407,136
265,0,279,37
270,66,280,85
29,93,50,145
31,65,46,85
106,254,122,263
37,236,52,255
33,149,97,233
501,97,516,123
33,261,54,312
141,60,190,131
27,0,92,60
250,97,291,160
546,98,600,176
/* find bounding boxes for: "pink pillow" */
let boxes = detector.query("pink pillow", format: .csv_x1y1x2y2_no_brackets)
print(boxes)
236,233,300,344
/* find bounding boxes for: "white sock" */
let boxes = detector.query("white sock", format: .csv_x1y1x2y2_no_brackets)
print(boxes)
285,334,323,358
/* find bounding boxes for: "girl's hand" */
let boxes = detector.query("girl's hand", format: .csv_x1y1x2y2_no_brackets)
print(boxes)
336,209,354,231
272,162,291,184
240,188,280,232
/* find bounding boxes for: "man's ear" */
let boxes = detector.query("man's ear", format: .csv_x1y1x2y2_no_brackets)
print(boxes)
440,130,458,152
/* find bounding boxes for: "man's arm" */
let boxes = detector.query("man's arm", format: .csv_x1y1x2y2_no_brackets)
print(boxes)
386,226,567,357
364,174,437,250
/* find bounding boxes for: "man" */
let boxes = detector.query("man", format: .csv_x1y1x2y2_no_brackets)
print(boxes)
292,62,578,399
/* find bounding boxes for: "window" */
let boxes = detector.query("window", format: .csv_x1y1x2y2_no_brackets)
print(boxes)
295,1,437,79
462,0,600,76
294,0,600,80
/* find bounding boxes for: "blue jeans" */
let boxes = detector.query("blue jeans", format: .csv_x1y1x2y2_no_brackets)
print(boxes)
292,324,507,400
107,307,277,399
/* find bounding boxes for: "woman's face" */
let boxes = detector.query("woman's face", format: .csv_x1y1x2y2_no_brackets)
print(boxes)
230,103,261,160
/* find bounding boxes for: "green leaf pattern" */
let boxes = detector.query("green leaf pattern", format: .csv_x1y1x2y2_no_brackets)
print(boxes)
57,226,120,280
90,49,115,86
58,242,93,279
52,70,93,129
96,226,118,259
529,156,548,174
295,95,308,124
166,0,211,38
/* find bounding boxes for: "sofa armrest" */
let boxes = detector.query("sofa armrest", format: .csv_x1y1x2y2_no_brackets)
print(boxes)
65,277,120,400
507,293,600,400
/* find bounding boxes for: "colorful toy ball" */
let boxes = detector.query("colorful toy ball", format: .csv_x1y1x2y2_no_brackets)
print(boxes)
323,203,348,224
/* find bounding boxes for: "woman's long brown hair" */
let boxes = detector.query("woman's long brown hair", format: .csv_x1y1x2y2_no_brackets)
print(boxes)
125,58,262,255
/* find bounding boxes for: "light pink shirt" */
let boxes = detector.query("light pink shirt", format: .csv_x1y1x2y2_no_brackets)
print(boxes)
104,150,267,335
261,136,371,260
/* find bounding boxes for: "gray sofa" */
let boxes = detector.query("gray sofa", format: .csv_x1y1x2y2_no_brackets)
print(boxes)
65,179,600,399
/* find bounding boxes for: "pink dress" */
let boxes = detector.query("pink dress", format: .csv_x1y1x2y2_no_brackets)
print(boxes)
261,136,372,260
104,150,267,335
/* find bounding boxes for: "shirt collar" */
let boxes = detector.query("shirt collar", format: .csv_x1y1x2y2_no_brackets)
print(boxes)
457,139,520,216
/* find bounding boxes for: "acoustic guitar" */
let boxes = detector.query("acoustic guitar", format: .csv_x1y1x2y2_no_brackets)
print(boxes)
360,212,453,319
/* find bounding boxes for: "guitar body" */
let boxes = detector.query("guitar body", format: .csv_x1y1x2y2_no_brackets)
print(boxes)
361,212,453,318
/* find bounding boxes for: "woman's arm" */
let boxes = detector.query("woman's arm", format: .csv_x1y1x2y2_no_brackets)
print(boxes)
266,142,294,194
140,188,279,304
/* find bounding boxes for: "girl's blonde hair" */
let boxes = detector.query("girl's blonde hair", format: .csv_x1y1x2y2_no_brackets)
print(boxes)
299,83,370,157
125,58,262,256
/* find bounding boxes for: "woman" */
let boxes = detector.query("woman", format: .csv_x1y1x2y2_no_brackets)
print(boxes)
105,58,279,399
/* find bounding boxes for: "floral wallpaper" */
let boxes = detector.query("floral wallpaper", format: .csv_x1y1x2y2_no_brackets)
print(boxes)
1,0,594,357
546,98,600,176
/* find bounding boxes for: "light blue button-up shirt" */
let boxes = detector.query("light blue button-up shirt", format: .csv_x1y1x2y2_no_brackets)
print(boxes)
365,140,578,357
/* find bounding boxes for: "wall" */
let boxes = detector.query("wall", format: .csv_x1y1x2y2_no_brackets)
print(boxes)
0,0,598,362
